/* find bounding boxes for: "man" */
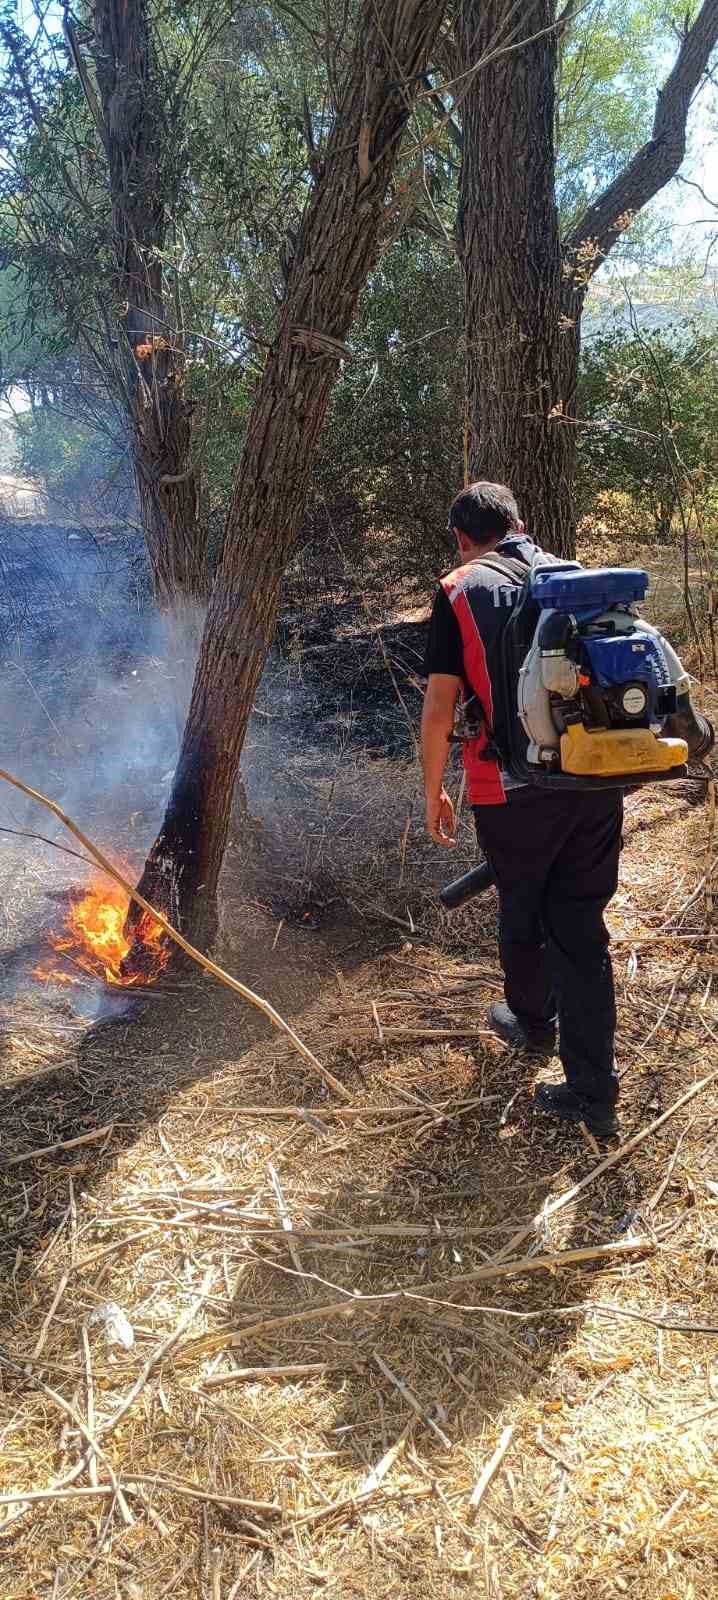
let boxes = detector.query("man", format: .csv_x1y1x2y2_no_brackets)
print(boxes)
421,480,623,1137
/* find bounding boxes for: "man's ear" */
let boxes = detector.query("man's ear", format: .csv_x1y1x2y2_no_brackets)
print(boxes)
516,519,525,536
456,528,472,556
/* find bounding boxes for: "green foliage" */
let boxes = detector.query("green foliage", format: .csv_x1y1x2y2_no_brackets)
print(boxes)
556,1,662,232
1,0,712,583
577,318,718,542
311,237,462,574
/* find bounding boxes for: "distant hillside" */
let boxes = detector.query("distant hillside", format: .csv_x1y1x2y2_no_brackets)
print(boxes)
583,284,718,340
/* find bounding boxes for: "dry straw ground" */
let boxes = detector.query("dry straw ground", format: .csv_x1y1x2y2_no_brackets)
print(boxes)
1,552,718,1599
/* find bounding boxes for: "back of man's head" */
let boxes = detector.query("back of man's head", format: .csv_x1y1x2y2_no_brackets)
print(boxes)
449,481,519,545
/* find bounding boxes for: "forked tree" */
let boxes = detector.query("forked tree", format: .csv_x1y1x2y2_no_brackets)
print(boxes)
130,0,450,946
456,0,718,555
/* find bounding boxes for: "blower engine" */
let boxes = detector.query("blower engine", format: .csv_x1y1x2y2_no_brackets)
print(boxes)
512,565,697,781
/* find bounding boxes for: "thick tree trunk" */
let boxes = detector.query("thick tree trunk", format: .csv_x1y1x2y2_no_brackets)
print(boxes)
458,0,718,559
131,0,448,948
91,0,208,613
457,0,577,556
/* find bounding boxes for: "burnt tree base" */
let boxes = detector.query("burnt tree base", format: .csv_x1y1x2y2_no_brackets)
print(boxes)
125,748,228,952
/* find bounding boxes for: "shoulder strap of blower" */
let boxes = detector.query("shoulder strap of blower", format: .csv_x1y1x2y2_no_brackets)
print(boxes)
456,550,532,759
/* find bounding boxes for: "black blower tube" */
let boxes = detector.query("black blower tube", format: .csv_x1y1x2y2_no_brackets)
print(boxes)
439,859,494,910
664,693,714,761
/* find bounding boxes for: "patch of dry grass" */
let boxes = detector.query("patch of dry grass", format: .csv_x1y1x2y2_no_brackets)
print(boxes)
1,771,718,1600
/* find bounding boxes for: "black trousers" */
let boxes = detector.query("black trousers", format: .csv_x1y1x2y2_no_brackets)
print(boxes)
473,787,623,1107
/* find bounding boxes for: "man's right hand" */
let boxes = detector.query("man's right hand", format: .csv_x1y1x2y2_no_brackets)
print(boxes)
426,787,457,847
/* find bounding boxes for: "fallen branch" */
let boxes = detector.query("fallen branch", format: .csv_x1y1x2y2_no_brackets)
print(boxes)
2,1123,114,1170
0,766,351,1103
0,1478,280,1516
466,1425,514,1522
179,1238,652,1360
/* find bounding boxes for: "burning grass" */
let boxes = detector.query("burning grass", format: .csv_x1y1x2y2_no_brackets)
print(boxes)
34,880,170,988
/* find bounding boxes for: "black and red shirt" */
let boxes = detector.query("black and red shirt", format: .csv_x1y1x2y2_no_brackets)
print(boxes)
424,533,542,805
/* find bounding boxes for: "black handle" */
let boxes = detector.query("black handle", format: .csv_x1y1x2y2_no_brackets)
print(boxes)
439,860,494,910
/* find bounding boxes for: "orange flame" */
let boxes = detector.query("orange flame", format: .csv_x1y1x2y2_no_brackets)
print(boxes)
34,882,169,988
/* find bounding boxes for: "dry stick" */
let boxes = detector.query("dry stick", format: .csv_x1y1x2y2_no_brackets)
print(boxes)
535,1428,573,1475
704,775,716,923
373,1351,452,1450
658,851,718,930
578,1121,601,1160
68,1176,78,1269
97,1268,213,1441
289,1481,434,1533
3,1123,114,1171
267,1163,307,1293
179,1239,651,1359
359,1419,415,1496
0,825,94,868
32,1272,70,1360
0,1355,132,1527
199,1362,339,1390
466,1426,514,1523
0,767,350,1103
490,1071,718,1268
0,1461,87,1536
645,1123,692,1214
546,1468,569,1547
72,1227,156,1273
80,1326,98,1490
210,1546,222,1600
381,1027,496,1042
0,1480,279,1516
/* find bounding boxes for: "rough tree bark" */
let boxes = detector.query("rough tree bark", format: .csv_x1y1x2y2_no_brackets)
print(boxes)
81,0,208,614
131,0,449,948
457,0,718,557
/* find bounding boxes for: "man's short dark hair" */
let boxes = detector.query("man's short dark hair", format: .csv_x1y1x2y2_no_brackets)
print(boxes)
449,481,519,543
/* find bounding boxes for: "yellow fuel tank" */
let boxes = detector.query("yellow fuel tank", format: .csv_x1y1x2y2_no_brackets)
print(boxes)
560,724,688,778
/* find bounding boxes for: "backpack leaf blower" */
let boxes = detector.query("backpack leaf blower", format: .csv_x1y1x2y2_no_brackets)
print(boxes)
441,561,713,910
492,562,713,787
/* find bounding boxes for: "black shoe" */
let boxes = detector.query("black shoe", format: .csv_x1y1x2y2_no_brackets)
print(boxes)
488,1000,556,1054
534,1081,619,1137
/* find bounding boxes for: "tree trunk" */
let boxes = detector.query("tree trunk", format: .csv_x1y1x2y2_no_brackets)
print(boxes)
131,0,448,948
90,0,208,614
457,0,577,556
458,0,718,558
